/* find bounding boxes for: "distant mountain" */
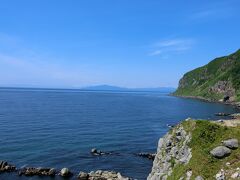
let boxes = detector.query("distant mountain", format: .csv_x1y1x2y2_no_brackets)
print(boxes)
174,49,240,103
81,85,127,91
82,85,175,93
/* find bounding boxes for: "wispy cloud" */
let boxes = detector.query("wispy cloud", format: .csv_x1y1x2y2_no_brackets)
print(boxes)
149,38,194,57
190,2,235,21
149,50,163,56
192,10,217,19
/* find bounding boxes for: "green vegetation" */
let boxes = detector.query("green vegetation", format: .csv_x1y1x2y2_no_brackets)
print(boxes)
173,49,240,102
168,120,240,179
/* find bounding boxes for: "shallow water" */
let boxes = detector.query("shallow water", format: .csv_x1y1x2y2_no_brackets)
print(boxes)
0,88,239,179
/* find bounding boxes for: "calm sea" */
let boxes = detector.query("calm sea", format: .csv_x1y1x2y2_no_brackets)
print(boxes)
0,88,239,179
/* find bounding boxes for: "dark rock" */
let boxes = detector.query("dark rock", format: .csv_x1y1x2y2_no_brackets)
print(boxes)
210,146,231,158
18,167,56,176
176,130,182,136
166,140,172,147
223,96,230,102
91,148,98,154
222,139,238,149
137,153,156,160
0,161,16,172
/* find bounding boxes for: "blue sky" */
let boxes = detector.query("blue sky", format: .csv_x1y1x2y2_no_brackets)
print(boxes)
0,0,239,88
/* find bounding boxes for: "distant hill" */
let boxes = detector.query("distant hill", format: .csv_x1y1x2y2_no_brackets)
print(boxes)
82,85,175,93
174,49,240,102
81,85,127,91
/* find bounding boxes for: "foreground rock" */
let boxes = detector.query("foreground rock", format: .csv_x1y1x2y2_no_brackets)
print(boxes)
210,138,239,159
18,167,56,176
78,170,130,180
222,139,238,149
210,146,231,158
0,161,16,172
136,153,156,160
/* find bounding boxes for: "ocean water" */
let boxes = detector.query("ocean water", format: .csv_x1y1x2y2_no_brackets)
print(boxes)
0,88,239,180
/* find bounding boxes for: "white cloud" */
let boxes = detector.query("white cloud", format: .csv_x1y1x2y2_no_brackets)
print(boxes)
149,38,194,56
149,50,163,56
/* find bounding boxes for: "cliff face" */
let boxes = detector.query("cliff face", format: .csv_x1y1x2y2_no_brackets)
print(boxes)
148,123,192,180
148,119,240,179
174,49,240,103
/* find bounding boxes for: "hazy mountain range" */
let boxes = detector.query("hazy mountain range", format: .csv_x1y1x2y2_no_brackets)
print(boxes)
81,85,176,93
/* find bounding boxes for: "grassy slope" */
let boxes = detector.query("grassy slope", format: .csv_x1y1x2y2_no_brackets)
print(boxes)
168,120,240,179
174,49,240,101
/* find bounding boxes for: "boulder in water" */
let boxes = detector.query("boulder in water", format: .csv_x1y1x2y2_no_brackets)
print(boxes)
60,168,72,177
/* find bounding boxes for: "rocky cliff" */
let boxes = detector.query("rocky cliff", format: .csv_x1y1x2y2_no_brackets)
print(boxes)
173,49,240,104
148,118,240,179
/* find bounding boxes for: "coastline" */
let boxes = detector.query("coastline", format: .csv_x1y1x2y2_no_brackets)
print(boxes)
171,94,240,109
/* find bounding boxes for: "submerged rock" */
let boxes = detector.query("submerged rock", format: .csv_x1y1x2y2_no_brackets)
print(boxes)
90,148,114,156
210,146,231,158
222,139,238,149
215,113,230,116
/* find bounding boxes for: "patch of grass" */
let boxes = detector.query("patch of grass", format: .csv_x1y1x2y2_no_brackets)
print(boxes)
170,157,176,168
168,120,240,179
236,91,240,101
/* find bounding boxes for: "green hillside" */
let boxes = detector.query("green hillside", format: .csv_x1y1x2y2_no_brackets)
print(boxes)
174,49,240,102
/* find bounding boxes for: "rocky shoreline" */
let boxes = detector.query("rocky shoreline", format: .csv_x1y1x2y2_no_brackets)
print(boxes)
0,149,157,179
0,160,131,179
172,94,240,109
